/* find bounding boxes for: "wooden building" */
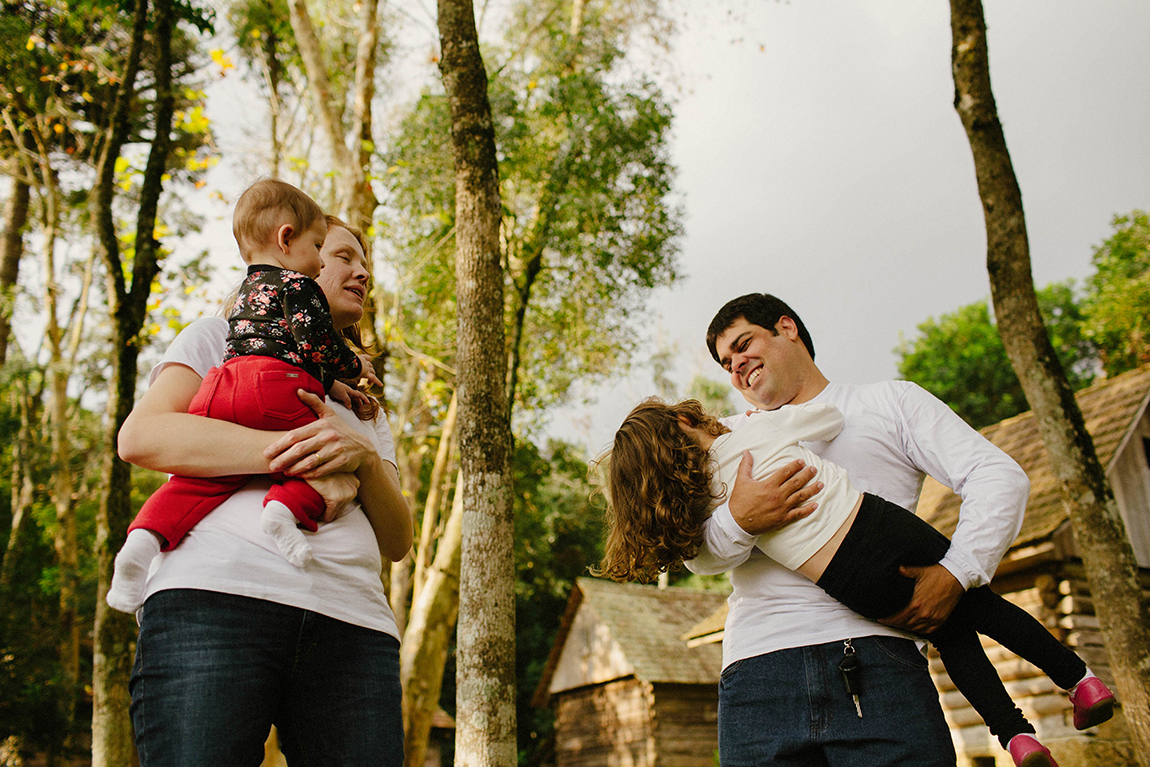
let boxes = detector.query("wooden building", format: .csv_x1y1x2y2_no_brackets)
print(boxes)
533,578,728,767
681,364,1150,767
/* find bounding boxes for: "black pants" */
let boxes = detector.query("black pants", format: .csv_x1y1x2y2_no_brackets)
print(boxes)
817,494,1086,747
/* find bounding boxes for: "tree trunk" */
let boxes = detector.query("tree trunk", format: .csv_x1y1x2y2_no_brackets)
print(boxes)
437,0,516,762
411,389,458,602
287,0,382,342
0,164,30,365
91,0,176,761
400,473,464,767
949,3,1150,763
1,382,37,591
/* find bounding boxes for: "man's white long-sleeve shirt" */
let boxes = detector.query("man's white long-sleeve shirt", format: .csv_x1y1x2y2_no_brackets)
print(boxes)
685,380,1030,669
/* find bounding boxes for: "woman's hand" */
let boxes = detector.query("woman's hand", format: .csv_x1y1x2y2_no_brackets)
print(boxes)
306,472,361,522
265,390,375,478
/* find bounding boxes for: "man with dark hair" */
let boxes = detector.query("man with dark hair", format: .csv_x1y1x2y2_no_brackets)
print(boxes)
687,292,1030,766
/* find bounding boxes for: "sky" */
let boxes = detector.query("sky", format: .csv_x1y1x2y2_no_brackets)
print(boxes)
146,0,1150,454
544,0,1150,452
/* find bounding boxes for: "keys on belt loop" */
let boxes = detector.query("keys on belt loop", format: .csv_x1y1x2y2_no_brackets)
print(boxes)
838,638,863,718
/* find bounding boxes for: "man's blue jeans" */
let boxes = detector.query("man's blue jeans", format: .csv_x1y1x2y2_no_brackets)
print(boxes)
718,636,956,766
130,589,404,766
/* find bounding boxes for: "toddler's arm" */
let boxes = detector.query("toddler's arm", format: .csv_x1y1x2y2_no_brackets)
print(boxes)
282,275,366,380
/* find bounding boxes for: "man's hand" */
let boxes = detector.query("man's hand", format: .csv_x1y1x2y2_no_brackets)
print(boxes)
878,564,964,635
728,452,822,536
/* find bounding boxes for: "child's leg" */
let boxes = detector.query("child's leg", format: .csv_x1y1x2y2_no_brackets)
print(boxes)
951,586,1086,690
815,495,1042,749
205,357,328,567
929,616,1035,748
261,477,326,567
107,529,164,613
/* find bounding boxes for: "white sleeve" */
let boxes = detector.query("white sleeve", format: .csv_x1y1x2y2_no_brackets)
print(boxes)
896,383,1030,589
149,317,228,383
683,502,758,575
374,415,398,468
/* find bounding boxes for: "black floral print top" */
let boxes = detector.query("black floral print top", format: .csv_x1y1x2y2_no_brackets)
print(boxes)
223,264,362,390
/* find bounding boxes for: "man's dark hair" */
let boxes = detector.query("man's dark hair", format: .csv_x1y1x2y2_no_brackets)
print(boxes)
705,293,815,363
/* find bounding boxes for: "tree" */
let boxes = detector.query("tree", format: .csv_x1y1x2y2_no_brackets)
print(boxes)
437,0,516,764
384,2,682,759
896,283,1096,429
87,0,209,759
1082,209,1150,377
949,3,1150,764
0,158,31,365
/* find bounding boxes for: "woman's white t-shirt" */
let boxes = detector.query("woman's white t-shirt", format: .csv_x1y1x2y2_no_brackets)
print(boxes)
140,317,399,638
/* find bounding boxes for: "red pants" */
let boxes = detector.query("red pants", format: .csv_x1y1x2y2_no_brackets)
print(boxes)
129,356,326,550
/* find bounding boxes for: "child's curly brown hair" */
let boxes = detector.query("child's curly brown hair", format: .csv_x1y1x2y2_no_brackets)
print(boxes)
592,398,730,583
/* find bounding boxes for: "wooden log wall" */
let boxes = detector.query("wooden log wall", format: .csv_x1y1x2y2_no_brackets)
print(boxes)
650,683,720,767
554,678,655,767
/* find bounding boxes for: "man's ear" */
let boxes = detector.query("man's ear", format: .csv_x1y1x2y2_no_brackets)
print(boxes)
776,315,799,339
276,223,295,254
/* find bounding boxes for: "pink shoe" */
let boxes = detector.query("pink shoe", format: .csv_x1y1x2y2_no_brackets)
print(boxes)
1007,735,1058,767
1069,676,1115,730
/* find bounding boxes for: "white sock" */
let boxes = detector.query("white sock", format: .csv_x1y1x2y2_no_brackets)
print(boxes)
106,529,163,613
261,501,313,568
1070,668,1098,691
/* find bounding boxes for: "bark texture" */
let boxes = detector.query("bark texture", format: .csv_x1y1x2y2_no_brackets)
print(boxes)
437,0,516,763
950,3,1150,763
0,165,30,365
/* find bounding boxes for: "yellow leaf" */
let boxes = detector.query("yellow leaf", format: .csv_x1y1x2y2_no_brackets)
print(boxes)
53,123,64,134
209,49,235,73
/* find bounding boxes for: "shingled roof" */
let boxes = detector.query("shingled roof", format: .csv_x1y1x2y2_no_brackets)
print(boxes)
533,578,727,706
917,364,1150,550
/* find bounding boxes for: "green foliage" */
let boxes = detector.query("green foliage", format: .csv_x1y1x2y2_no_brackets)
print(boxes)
687,374,736,418
0,357,106,760
227,0,300,90
895,283,1098,429
380,0,683,421
1082,209,1150,376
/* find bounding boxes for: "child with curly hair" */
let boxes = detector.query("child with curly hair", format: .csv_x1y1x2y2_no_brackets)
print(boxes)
598,397,1115,767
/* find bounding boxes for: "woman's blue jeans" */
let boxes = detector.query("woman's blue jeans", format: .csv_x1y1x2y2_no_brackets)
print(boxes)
718,635,956,766
130,589,404,766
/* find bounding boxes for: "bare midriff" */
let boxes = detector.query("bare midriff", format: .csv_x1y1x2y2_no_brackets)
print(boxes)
795,494,863,583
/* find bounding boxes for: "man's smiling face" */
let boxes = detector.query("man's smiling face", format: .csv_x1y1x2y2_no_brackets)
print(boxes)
714,316,808,411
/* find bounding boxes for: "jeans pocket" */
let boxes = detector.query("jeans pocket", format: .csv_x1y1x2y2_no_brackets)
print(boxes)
719,658,746,683
254,369,316,421
871,635,929,670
